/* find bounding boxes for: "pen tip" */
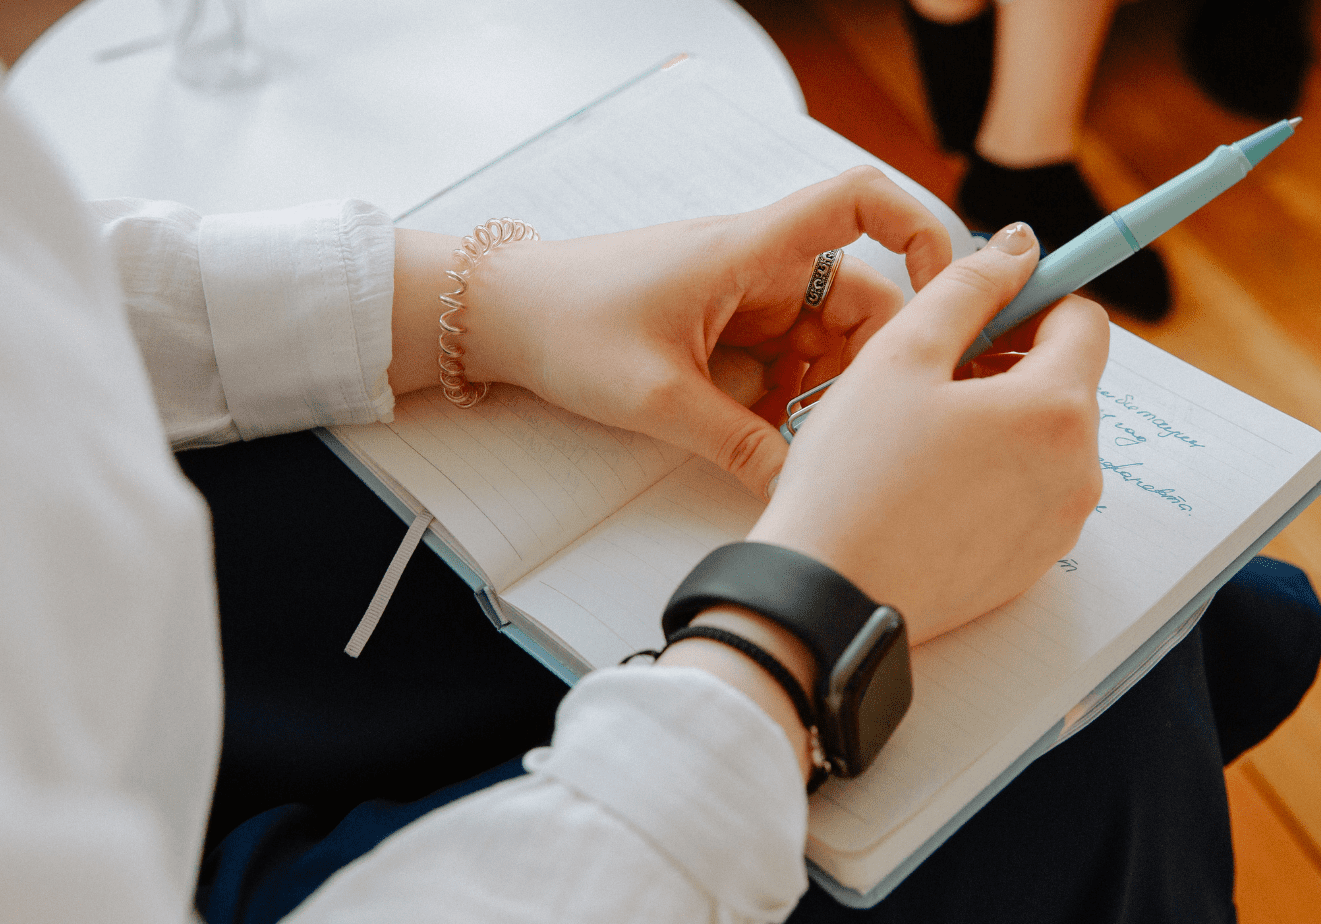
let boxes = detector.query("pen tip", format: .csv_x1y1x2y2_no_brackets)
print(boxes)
1290,116,1303,127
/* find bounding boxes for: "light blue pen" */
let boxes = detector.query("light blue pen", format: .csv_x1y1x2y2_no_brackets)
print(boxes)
781,117,1301,442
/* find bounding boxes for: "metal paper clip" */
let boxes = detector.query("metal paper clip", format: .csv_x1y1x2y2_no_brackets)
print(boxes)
780,377,838,442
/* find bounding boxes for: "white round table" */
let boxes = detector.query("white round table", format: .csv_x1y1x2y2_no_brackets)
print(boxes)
7,0,802,218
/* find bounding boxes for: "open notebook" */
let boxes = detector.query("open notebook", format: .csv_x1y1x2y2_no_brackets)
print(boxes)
318,59,1321,906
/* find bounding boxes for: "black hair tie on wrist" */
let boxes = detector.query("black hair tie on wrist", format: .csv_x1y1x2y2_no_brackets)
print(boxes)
663,624,817,732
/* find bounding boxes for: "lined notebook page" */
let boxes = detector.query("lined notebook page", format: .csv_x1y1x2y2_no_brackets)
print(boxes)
334,384,689,591
803,326,1321,891
396,61,974,299
501,457,764,666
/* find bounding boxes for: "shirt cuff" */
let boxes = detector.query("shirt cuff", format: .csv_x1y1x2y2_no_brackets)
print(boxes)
525,665,809,919
198,200,395,440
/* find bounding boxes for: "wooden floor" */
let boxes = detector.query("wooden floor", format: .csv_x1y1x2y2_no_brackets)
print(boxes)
735,0,1321,919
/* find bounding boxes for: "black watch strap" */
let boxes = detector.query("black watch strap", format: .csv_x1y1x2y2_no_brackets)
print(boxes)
662,542,883,669
665,541,912,781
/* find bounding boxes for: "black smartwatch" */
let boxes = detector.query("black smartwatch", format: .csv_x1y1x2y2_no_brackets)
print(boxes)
662,542,913,780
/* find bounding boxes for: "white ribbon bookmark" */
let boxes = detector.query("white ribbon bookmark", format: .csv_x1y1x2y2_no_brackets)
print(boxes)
344,512,435,658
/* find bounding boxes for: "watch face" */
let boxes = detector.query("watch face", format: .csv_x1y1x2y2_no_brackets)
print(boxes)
822,608,913,777
850,632,914,770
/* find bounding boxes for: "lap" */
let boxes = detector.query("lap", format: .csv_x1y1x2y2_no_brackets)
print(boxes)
790,625,1233,923
183,432,1321,924
177,431,570,852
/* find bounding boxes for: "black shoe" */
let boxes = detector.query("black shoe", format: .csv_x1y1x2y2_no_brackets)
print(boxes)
1182,0,1312,121
958,153,1172,323
902,2,996,154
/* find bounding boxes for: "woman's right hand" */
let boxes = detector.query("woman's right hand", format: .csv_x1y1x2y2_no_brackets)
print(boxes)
749,223,1109,645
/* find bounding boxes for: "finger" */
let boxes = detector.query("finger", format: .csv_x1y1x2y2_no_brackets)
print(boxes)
802,339,845,393
755,166,952,291
652,377,790,498
974,294,1057,356
752,356,809,426
881,222,1041,375
742,257,907,378
789,314,834,360
1001,293,1110,393
816,259,907,368
732,257,903,368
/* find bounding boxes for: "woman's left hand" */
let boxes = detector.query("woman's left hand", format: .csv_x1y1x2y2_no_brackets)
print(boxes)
391,167,952,499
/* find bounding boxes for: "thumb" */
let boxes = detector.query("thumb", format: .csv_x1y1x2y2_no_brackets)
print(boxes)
884,222,1041,374
650,376,788,500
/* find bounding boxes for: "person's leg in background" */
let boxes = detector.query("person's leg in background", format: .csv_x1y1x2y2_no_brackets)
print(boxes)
1182,0,1313,124
905,0,1172,322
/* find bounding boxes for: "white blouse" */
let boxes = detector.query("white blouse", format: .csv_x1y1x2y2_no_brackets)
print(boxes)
0,92,807,924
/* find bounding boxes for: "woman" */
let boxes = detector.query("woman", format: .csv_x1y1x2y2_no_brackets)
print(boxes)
4,3,1317,922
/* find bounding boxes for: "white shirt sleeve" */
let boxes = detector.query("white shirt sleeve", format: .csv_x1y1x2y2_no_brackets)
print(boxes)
284,665,810,924
2,100,223,924
4,93,812,924
85,195,817,922
90,198,396,449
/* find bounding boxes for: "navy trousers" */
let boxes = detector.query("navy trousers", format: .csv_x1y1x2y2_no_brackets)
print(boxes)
179,432,1321,924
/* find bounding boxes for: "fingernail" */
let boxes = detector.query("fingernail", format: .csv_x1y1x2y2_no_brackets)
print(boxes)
765,472,780,501
985,223,1035,256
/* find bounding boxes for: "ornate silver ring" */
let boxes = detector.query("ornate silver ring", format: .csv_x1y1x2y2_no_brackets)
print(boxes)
802,249,843,311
